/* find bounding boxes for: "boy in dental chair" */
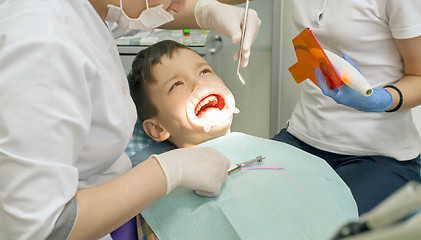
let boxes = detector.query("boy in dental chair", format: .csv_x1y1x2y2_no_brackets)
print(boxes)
127,40,358,240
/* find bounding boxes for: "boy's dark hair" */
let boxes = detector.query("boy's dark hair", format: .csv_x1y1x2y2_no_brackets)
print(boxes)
128,40,190,121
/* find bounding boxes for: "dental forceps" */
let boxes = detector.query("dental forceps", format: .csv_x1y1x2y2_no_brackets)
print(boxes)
228,155,265,175
236,0,250,85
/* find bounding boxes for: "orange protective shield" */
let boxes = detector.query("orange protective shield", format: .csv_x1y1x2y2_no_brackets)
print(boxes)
288,28,343,89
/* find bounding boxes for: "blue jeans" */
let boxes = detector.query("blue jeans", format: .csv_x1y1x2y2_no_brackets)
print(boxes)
272,128,421,215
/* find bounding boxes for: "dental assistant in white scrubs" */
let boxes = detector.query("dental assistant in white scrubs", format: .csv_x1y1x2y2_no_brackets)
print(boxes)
0,0,261,239
272,0,421,215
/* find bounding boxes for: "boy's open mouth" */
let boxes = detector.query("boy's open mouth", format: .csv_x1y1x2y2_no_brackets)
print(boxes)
194,94,225,119
186,82,237,132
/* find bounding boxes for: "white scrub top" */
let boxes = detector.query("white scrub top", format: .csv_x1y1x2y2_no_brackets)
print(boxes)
287,0,421,160
0,0,137,239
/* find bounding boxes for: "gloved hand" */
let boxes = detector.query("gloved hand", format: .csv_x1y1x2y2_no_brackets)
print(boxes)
152,147,230,197
315,55,393,112
195,0,261,67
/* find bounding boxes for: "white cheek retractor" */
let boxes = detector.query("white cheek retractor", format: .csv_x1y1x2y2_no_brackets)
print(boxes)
186,82,239,132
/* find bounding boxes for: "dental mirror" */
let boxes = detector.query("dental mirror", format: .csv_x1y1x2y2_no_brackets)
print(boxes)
236,0,249,85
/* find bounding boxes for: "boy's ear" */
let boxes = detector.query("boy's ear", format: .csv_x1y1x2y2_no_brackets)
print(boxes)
142,119,170,142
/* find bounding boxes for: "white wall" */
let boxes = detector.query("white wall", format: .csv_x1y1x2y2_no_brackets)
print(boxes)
413,106,421,146
270,0,300,137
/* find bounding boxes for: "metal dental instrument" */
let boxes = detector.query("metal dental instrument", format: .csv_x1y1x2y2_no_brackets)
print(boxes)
228,155,265,175
236,0,250,85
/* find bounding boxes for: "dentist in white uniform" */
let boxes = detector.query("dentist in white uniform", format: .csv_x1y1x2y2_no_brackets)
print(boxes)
0,0,261,239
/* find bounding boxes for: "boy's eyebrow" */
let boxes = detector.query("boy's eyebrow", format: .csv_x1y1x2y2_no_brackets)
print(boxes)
196,62,209,68
194,62,210,71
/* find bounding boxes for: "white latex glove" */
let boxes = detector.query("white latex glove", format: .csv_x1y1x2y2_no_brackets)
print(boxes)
152,147,230,197
195,0,261,67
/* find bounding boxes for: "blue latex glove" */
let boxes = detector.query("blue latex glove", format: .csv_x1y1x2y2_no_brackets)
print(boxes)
315,55,393,112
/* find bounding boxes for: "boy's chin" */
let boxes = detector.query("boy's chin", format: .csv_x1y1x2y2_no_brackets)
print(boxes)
204,117,232,137
199,122,231,143
206,126,231,140
176,122,232,148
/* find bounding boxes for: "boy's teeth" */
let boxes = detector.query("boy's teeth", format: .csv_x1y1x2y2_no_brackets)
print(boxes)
195,95,219,115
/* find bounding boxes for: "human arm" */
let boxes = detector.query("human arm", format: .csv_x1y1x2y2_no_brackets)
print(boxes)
68,147,229,239
219,0,248,5
315,36,421,112
68,157,166,240
163,0,261,67
0,42,159,239
390,36,421,110
162,0,250,29
109,0,260,67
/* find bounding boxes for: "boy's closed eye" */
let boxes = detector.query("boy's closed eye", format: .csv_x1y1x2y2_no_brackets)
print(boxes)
200,68,212,76
168,68,214,93
169,80,184,92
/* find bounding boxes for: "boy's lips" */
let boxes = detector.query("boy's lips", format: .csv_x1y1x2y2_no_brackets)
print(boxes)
194,94,225,118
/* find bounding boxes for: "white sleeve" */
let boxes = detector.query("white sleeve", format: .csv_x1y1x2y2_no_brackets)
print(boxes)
46,197,78,240
387,0,421,39
0,39,87,239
